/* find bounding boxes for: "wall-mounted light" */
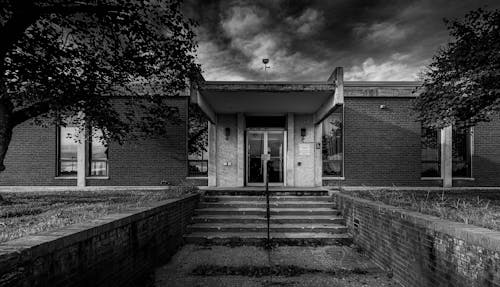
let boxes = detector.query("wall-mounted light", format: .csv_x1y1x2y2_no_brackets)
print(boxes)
380,104,387,110
301,128,306,141
225,127,230,140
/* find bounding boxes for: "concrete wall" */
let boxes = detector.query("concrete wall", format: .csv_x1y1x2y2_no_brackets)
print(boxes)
0,97,189,186
335,192,500,287
293,114,318,187
215,114,239,186
0,193,199,287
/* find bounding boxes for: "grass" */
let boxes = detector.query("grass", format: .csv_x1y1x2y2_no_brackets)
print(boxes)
0,184,198,243
343,189,500,232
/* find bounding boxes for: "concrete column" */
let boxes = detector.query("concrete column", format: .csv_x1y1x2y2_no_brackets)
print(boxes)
237,113,245,187
286,113,295,187
77,127,87,187
314,122,322,187
441,126,452,188
208,121,217,187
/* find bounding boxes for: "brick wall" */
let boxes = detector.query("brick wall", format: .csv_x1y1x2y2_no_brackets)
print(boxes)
324,96,500,187
0,97,189,186
334,192,500,287
0,193,199,287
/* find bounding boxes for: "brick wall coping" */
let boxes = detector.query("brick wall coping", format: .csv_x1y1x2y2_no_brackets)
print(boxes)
0,186,180,193
0,193,199,257
339,186,500,192
335,192,500,253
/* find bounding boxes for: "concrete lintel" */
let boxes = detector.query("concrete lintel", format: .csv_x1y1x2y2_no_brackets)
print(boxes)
314,67,344,124
191,82,216,123
202,82,334,92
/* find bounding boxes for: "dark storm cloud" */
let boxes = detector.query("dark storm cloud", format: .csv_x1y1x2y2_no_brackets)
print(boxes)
184,0,500,81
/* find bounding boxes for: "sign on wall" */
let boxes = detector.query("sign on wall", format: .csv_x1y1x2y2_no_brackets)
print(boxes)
298,143,312,156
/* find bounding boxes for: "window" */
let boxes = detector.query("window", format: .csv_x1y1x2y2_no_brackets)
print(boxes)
453,128,472,177
322,108,343,177
421,128,441,177
188,104,208,177
188,151,208,177
57,126,109,177
58,126,78,177
89,129,108,177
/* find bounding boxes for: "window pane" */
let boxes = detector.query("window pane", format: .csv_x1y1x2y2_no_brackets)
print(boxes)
452,128,472,177
188,160,208,177
322,108,343,177
59,127,78,176
421,128,441,177
89,129,108,176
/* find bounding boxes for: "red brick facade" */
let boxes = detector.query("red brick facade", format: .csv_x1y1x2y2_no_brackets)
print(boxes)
324,95,500,187
0,97,189,186
1,88,499,187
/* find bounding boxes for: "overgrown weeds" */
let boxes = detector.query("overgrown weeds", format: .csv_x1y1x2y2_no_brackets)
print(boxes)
0,185,198,243
346,189,500,231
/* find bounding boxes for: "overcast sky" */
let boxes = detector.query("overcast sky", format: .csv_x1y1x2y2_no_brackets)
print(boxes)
184,0,500,81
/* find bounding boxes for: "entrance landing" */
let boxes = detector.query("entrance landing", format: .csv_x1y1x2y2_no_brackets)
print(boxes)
154,245,396,287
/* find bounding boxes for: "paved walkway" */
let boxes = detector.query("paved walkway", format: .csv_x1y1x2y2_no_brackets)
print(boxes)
154,244,397,287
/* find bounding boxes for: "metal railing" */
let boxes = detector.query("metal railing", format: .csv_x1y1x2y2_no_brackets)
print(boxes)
265,159,272,249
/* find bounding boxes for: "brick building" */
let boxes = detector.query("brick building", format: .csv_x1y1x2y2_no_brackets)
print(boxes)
1,67,499,187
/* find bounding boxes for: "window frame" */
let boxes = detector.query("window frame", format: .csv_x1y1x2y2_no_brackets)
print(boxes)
56,126,79,178
420,127,442,180
452,127,474,179
88,128,109,178
321,105,345,180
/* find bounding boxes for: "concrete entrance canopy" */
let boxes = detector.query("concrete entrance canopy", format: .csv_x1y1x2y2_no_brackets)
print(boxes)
190,67,344,188
191,67,344,124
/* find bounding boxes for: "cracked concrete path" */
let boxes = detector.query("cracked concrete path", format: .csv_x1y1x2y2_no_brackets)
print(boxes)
154,245,397,287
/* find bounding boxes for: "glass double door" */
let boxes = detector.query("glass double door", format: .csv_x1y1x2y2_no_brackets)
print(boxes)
247,130,285,186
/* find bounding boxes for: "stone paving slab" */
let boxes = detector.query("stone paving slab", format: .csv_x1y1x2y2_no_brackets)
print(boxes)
154,245,397,287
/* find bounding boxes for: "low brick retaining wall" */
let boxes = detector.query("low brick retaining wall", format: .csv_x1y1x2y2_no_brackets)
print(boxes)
334,192,500,287
0,193,199,287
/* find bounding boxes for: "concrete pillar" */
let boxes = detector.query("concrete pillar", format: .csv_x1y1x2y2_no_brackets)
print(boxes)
441,126,452,188
286,113,295,187
314,122,322,187
208,121,217,187
77,127,87,187
237,113,245,187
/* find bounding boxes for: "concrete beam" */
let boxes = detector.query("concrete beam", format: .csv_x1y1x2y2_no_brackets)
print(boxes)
190,82,216,123
314,67,344,124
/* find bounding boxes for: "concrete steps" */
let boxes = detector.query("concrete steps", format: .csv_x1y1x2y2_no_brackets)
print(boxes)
184,189,352,246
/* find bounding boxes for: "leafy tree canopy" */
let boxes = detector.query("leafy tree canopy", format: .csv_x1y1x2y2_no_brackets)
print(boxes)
414,8,500,129
0,0,200,171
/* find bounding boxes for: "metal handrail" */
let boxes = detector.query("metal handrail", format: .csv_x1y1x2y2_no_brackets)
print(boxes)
265,159,271,249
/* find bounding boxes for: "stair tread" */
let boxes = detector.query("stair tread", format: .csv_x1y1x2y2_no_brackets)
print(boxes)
184,232,351,239
196,208,336,211
192,215,342,219
201,201,332,205
189,223,346,228
203,196,330,199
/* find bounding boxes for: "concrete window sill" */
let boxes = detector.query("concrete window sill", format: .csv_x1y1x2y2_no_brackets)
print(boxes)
322,177,345,180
